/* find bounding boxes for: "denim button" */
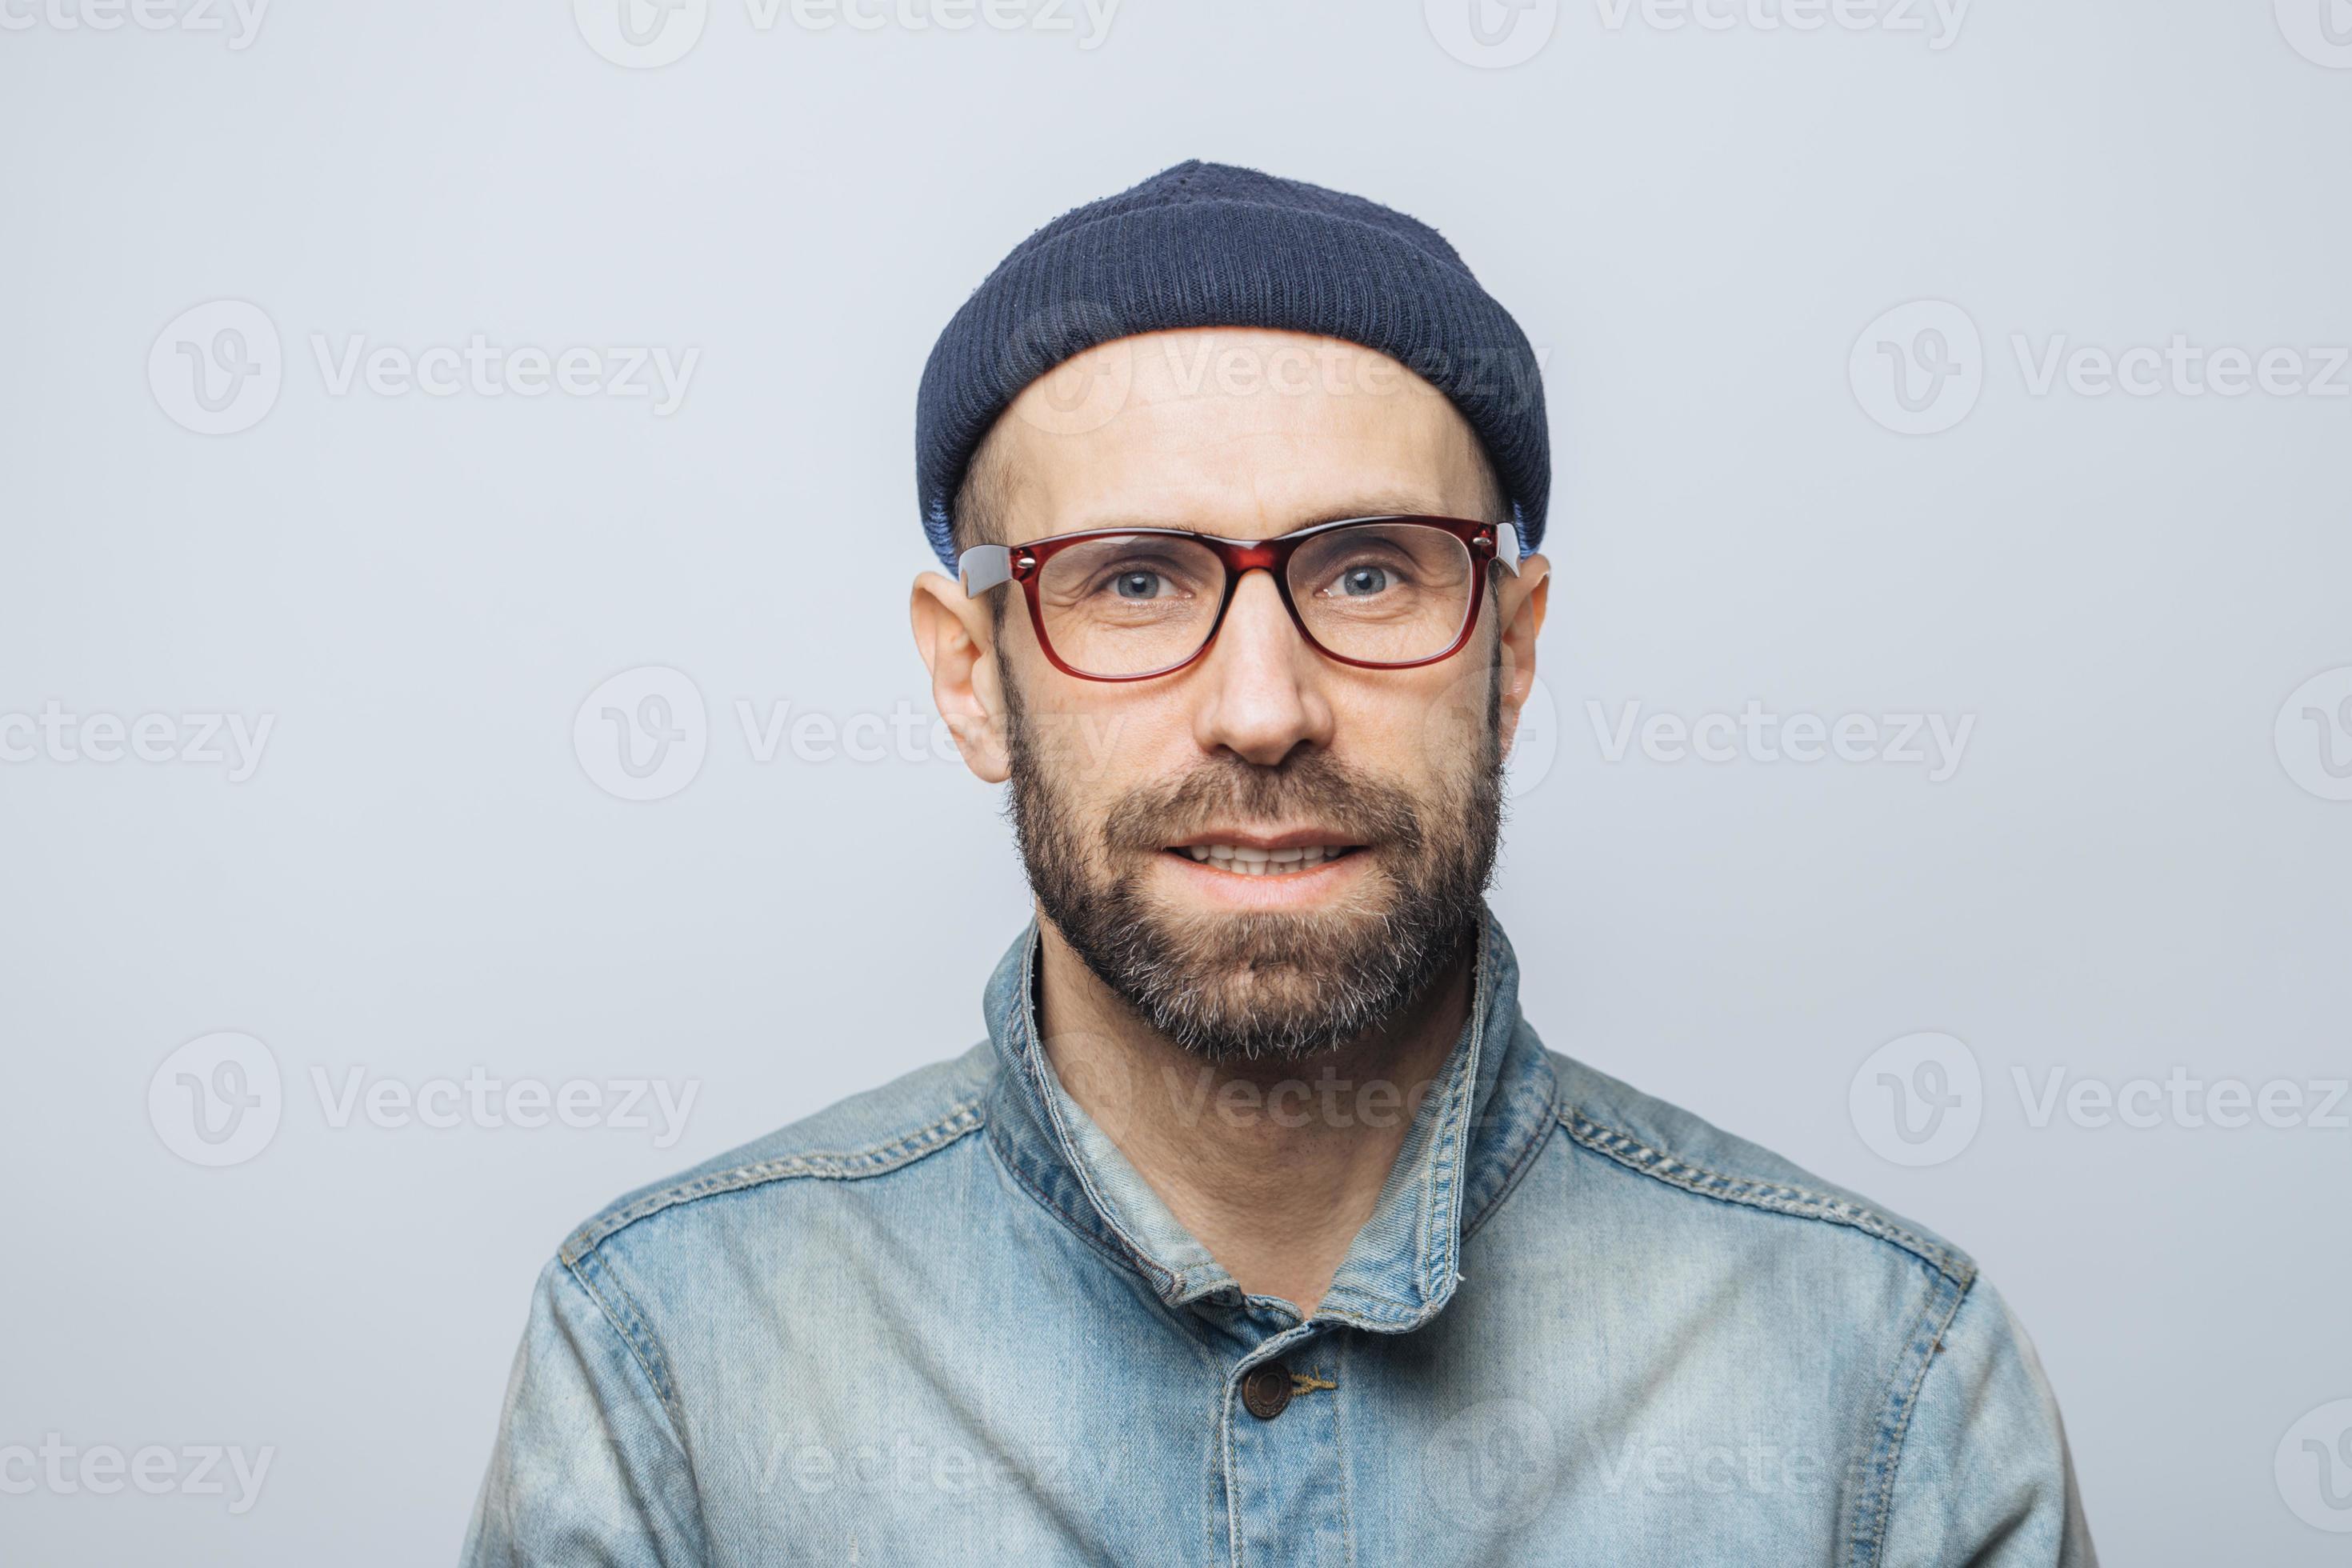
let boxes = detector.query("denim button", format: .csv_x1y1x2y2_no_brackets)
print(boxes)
1241,1362,1293,1421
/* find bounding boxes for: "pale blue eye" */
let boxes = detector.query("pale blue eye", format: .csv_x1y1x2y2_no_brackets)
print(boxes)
1338,566,1390,596
1112,571,1165,599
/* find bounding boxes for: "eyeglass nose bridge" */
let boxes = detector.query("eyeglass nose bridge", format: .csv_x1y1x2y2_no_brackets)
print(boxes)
1195,542,1304,660
1225,541,1283,576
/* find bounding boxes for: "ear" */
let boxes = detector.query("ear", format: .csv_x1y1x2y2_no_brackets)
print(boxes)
1493,553,1551,763
910,570,1012,783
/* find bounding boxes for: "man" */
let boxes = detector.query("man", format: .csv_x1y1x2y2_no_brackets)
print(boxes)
466,162,2093,1565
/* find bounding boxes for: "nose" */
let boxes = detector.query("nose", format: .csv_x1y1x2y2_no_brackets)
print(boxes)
1188,570,1335,767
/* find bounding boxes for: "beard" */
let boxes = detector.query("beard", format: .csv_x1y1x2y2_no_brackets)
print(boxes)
1005,665,1506,1065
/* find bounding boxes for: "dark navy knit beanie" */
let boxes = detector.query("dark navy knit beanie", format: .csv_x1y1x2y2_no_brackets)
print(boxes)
914,160,1550,571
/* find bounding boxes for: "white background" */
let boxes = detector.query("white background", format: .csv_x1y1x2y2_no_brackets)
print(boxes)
3,1,2349,1562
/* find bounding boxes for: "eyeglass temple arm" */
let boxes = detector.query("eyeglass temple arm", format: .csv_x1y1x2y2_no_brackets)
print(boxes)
958,546,1013,597
1490,522,1524,575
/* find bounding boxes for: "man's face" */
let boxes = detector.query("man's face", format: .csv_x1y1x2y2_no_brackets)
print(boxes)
936,328,1546,1062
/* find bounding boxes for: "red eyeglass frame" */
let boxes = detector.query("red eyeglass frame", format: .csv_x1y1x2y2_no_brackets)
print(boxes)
956,514,1522,682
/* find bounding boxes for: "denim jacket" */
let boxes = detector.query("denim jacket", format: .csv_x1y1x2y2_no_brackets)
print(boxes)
463,910,2094,1566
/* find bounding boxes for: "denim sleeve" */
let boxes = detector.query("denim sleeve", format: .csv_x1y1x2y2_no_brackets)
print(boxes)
460,1254,709,1568
1878,1277,2097,1567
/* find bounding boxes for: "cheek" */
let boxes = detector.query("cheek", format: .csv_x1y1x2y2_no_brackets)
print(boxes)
1337,668,1490,784
1020,682,1190,800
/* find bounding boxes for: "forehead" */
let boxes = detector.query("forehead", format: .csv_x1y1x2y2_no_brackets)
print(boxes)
985,327,1494,542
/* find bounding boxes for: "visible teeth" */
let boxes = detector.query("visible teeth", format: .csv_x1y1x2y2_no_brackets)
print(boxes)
1178,843,1351,874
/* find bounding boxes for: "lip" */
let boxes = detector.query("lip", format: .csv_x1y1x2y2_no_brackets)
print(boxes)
1154,844,1372,909
1163,826,1364,852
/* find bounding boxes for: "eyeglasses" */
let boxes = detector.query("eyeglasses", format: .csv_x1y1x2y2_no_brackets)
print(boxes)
957,514,1521,682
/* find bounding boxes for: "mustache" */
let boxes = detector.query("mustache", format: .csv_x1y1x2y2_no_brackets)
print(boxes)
1100,750,1429,855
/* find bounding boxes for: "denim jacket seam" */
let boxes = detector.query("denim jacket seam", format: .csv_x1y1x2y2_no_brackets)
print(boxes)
1454,974,1562,1247
559,1098,987,1261
549,1249,718,1562
1414,925,1499,1303
994,942,1191,1298
1461,1065,1562,1243
1847,1269,1972,1567
1311,1295,1418,1329
1558,1108,1977,1287
982,1121,1238,1374
1006,974,1189,1295
1408,1085,1454,1306
559,1244,687,1445
982,1117,1183,1298
1218,1370,1244,1568
1200,1394,1222,1568
1328,1338,1359,1568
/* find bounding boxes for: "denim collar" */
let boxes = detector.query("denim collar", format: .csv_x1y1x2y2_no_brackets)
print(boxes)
982,904,1558,1333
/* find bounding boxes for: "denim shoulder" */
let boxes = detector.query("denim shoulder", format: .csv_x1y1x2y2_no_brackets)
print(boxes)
1543,1048,1977,1290
554,1041,994,1270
